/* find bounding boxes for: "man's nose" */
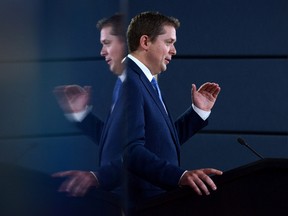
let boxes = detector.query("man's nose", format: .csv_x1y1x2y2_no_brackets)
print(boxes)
170,44,176,55
100,47,107,56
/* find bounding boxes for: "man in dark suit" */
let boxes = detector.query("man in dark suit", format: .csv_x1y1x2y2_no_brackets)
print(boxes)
0,16,126,216
53,14,126,197
120,11,223,208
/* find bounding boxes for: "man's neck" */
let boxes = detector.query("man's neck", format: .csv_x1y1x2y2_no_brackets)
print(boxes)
127,54,154,82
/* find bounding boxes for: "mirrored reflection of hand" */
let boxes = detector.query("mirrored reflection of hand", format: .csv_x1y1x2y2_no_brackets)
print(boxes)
52,170,99,197
53,85,91,113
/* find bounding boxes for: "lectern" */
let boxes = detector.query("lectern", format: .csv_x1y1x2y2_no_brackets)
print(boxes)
135,158,288,216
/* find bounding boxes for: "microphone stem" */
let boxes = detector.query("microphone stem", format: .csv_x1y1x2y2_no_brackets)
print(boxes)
243,143,264,160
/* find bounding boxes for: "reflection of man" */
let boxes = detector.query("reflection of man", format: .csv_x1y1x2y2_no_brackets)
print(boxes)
53,14,126,197
121,11,223,208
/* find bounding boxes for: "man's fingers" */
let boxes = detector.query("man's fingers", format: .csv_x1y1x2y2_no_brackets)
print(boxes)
188,180,203,196
198,82,219,91
193,176,210,195
70,179,89,197
53,86,67,100
52,171,95,197
84,86,92,94
51,170,75,178
64,85,84,98
182,168,223,196
199,174,217,191
57,174,82,195
212,86,221,98
202,168,223,176
201,168,223,191
53,85,66,93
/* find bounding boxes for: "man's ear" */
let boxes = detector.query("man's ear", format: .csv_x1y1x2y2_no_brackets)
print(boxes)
139,35,150,51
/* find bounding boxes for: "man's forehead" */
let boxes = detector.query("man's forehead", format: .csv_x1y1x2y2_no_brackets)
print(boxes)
100,27,114,40
159,26,177,39
100,26,113,35
162,25,176,33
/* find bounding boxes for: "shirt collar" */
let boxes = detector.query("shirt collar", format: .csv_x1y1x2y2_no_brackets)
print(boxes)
127,54,154,82
118,70,126,82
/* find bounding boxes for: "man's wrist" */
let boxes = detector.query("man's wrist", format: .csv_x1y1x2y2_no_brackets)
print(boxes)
65,105,92,122
178,170,188,187
192,104,211,120
89,171,99,187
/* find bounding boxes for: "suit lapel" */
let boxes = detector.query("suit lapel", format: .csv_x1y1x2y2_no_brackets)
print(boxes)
98,89,121,164
142,75,180,148
127,59,180,149
97,111,111,164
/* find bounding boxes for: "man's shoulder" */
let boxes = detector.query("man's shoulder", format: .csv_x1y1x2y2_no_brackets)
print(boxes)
125,65,142,84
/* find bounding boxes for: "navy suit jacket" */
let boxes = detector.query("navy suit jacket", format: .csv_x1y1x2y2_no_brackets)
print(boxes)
76,83,124,191
121,58,208,203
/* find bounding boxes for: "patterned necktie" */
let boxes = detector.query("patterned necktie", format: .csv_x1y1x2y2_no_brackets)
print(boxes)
111,78,122,111
151,77,167,112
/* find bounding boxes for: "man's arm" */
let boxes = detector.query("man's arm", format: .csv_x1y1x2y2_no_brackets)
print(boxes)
75,112,104,145
174,107,208,145
175,82,221,145
54,85,104,144
52,158,123,196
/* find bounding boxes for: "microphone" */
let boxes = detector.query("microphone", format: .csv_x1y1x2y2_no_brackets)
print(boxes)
237,137,264,160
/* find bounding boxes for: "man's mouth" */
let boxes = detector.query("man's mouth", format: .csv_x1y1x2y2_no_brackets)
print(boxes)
165,58,171,64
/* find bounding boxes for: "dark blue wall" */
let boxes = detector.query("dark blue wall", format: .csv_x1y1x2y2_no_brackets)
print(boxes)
0,0,287,174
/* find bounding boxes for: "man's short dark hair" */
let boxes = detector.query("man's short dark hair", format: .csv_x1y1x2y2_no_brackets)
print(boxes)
97,14,125,41
127,11,180,53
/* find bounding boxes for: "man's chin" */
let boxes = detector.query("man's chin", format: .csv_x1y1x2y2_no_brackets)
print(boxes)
110,69,123,76
161,65,167,72
109,65,115,72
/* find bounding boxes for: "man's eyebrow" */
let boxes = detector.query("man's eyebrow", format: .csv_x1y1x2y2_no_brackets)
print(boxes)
166,38,176,42
101,39,111,43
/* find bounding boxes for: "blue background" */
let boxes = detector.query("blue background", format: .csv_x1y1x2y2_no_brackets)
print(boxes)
0,0,287,174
